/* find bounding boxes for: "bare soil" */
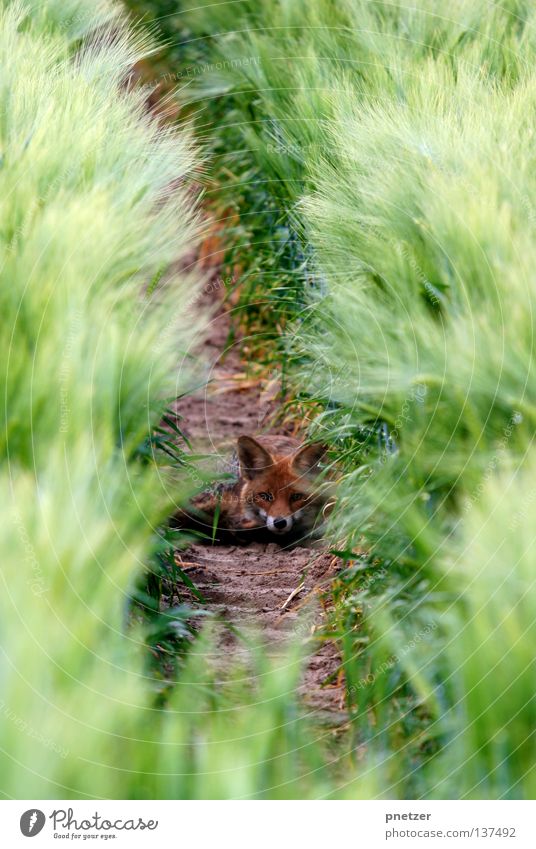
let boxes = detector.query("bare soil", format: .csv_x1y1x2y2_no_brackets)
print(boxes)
170,225,346,724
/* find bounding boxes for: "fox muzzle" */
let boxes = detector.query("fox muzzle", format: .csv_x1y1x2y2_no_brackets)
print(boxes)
267,515,293,534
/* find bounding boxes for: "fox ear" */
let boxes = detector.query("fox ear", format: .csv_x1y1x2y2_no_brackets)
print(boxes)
237,436,272,480
291,442,327,479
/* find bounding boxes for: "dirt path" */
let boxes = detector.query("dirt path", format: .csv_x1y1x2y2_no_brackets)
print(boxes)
169,223,346,724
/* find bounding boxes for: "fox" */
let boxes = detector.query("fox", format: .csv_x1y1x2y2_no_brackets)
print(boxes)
182,435,330,542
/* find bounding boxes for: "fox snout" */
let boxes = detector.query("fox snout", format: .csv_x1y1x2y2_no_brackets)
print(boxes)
256,503,296,534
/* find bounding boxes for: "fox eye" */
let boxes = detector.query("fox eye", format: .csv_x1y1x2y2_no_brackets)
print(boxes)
290,492,305,503
258,491,273,502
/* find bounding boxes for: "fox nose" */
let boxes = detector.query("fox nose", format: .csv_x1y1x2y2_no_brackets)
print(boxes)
274,517,288,531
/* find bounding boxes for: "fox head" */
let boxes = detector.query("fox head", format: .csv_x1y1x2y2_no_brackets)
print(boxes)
237,435,327,535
